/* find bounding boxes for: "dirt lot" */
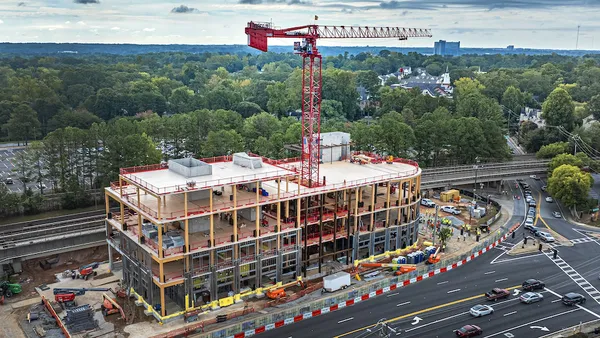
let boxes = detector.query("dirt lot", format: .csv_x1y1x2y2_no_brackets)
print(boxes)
6,245,112,304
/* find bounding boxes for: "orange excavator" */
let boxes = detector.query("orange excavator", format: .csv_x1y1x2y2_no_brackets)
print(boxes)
101,293,127,319
426,247,442,265
266,279,306,300
358,263,417,276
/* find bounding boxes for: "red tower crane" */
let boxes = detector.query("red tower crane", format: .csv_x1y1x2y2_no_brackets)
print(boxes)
245,22,432,187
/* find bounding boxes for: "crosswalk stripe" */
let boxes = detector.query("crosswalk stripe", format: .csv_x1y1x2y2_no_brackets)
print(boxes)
543,250,600,306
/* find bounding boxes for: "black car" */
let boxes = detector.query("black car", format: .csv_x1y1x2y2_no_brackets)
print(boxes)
522,279,545,291
562,292,586,306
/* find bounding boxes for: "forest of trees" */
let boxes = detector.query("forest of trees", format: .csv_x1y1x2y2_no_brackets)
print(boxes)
1,50,600,216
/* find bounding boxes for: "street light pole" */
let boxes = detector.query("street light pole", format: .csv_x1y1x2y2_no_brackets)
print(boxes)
432,204,439,245
473,157,481,202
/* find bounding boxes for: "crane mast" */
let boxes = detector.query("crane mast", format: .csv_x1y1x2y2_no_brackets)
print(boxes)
245,22,432,187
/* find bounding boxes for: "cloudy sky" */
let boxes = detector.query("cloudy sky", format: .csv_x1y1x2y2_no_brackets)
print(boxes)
0,0,598,49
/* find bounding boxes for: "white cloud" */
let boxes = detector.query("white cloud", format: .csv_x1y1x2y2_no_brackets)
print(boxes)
111,26,120,30
77,21,86,25
0,20,4,24
143,27,155,32
65,21,71,24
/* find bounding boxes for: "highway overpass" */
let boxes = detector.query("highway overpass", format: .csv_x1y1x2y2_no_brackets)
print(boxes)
0,158,550,275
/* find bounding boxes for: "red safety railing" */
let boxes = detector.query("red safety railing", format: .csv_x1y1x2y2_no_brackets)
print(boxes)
120,163,167,175
41,296,71,338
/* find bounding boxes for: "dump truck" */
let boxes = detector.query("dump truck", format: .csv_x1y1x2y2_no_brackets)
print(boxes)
322,272,351,293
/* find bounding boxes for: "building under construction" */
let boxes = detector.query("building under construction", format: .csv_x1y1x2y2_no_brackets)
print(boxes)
104,132,422,317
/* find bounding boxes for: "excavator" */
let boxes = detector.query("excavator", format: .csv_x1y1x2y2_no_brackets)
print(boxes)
426,247,442,265
265,278,306,300
358,263,417,276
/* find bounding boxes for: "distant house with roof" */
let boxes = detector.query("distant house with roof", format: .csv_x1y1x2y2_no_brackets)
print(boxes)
393,67,453,98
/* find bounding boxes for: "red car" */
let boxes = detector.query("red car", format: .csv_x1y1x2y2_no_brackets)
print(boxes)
485,288,510,301
456,325,482,337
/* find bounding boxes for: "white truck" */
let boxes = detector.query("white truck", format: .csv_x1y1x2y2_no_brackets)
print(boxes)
322,271,351,293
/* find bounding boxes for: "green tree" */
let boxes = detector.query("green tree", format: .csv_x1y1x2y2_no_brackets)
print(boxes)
376,111,415,157
547,164,592,211
12,150,33,191
3,104,41,145
588,94,600,121
536,142,570,159
454,77,485,99
378,87,411,116
27,141,47,194
169,87,195,114
542,87,575,131
549,153,584,173
233,101,263,118
437,226,453,251
48,109,102,131
203,130,245,157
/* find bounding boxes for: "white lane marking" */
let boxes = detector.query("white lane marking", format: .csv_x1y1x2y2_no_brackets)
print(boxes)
544,287,600,319
543,251,600,305
396,301,411,307
551,299,561,303
503,311,517,317
338,317,353,324
485,271,496,275
482,308,580,338
387,292,399,297
404,311,469,332
437,281,449,285
490,253,544,264
495,278,508,282
447,289,461,294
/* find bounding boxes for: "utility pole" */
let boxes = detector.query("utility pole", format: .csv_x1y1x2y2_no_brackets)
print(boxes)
433,204,439,245
473,157,481,202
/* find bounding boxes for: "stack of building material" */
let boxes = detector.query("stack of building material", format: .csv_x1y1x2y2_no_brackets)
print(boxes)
64,304,97,333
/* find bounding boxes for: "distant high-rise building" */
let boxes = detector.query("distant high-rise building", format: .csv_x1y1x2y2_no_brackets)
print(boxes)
507,45,515,50
434,40,461,56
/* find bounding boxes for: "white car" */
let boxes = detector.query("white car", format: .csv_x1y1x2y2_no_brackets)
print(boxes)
421,198,435,207
36,183,47,190
469,304,494,317
545,197,553,203
520,292,544,304
552,211,562,218
441,206,461,215
530,175,540,180
538,232,555,243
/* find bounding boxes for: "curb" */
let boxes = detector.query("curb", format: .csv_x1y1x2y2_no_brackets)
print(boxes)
220,224,520,338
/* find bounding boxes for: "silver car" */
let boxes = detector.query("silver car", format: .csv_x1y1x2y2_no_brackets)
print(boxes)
538,232,555,243
520,292,543,304
469,304,494,317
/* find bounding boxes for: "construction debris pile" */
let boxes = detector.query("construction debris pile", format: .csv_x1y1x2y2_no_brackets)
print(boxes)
21,302,65,338
64,304,98,333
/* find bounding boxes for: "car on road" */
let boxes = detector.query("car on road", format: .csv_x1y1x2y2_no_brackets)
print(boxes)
520,292,544,304
5,177,13,184
529,200,537,208
524,219,535,230
36,182,47,190
527,209,536,218
455,325,482,337
530,175,540,180
546,197,553,203
421,198,436,207
469,305,493,317
522,279,545,291
538,232,555,242
562,292,586,306
553,211,562,218
541,185,547,191
485,288,510,301
441,205,461,215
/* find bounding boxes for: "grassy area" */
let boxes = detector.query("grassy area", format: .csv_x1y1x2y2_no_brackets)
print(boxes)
477,206,498,226
0,205,104,225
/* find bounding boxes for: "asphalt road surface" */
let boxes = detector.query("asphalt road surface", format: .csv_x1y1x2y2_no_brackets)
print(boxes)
257,179,600,338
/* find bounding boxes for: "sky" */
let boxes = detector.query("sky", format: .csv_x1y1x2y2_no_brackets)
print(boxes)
0,0,598,49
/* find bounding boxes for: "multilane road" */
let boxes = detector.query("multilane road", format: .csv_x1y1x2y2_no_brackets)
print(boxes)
257,179,600,338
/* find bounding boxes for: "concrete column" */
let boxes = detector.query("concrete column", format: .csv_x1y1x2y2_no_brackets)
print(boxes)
108,242,114,271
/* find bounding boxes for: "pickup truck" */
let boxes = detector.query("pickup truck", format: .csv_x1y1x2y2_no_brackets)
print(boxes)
485,288,510,301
